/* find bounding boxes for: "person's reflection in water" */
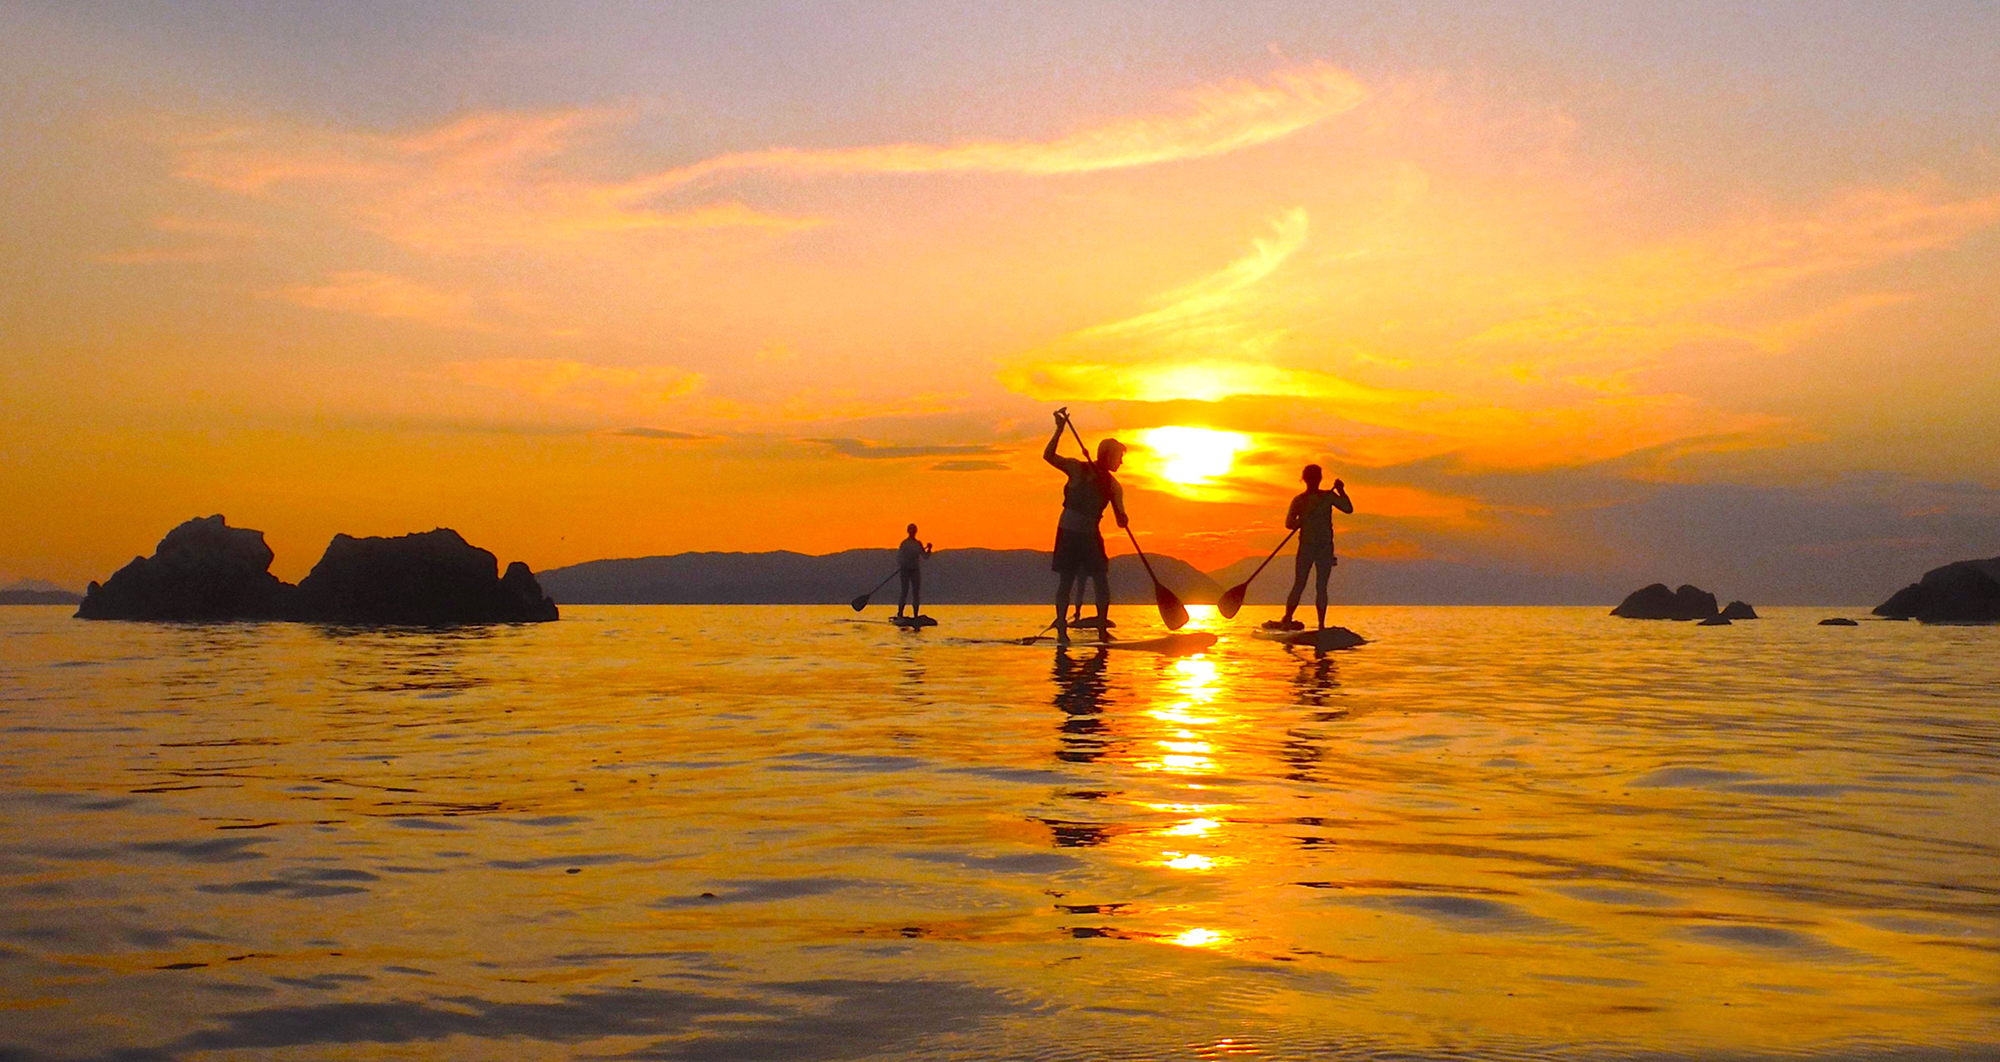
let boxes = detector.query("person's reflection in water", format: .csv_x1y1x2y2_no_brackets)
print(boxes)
1280,656,1343,784
1052,648,1113,765
1047,647,1117,849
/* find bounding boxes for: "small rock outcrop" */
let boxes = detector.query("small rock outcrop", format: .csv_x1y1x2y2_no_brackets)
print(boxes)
1873,557,2000,623
1719,600,1758,620
1611,583,1719,620
76,516,297,620
77,517,557,625
297,530,558,625
1697,616,1731,626
1819,617,1859,626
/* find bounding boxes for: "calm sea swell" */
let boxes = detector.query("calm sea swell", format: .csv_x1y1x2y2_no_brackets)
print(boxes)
0,605,1995,1060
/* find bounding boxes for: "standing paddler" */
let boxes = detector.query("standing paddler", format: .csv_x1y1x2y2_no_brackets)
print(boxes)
1276,463,1353,631
1043,409,1127,645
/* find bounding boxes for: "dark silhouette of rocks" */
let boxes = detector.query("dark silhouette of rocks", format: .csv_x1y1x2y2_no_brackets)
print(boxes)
76,516,556,624
76,516,297,620
296,530,559,625
1819,617,1859,626
1,589,83,605
1872,557,2000,623
1611,583,1719,620
1719,600,1758,620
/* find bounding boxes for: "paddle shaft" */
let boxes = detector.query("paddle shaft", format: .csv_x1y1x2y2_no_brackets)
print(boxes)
1239,528,1297,587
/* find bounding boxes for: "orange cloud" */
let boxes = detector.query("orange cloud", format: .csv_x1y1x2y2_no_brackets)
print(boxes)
445,357,705,416
280,271,476,327
626,61,1366,191
172,109,818,253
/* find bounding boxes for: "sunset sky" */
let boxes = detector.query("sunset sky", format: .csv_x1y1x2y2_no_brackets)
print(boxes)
4,2,1997,600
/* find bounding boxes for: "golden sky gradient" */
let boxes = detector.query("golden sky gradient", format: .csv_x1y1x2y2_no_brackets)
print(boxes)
3,3,1997,597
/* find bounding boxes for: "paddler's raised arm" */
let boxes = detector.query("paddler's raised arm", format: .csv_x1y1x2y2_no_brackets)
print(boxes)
1043,410,1071,470
1332,478,1354,514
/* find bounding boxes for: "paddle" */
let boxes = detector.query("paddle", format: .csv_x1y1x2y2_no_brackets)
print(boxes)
1216,528,1297,619
849,569,900,611
1058,411,1190,631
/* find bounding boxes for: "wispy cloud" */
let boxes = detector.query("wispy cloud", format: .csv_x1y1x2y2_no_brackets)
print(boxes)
279,271,476,327
613,427,711,440
930,459,1008,472
172,109,819,253
626,62,1365,193
445,358,704,416
810,438,1002,460
163,61,1362,257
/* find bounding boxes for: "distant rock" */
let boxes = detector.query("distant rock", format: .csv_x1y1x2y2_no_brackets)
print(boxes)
1719,600,1758,620
1611,583,1719,620
295,530,558,625
1872,557,2000,623
0,589,83,605
1819,617,1859,626
76,516,297,620
1697,616,1731,626
77,517,556,625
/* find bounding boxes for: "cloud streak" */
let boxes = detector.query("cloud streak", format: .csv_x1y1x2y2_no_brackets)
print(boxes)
810,438,1003,460
627,62,1365,192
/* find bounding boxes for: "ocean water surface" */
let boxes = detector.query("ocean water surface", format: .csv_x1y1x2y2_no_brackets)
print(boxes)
1,604,1995,1060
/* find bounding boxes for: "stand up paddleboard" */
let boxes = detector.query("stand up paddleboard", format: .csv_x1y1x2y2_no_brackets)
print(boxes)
962,631,1217,655
889,615,938,628
1252,626,1365,651
1060,631,1217,655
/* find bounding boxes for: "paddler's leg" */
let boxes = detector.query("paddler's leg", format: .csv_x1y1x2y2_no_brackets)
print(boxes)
1283,548,1310,626
1313,555,1332,630
896,569,912,617
912,568,923,619
1053,571,1075,645
1089,534,1110,642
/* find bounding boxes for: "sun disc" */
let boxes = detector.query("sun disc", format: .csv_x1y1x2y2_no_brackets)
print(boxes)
1141,427,1250,485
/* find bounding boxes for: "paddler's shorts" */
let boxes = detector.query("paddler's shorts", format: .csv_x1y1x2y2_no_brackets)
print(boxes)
1052,527,1108,577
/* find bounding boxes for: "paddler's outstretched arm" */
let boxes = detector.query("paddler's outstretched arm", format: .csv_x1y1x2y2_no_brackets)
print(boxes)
1110,477,1128,528
1043,411,1072,471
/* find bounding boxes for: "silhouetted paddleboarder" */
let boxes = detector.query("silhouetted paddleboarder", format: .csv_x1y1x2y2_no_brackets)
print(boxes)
895,523,933,621
1276,464,1352,631
1044,409,1127,646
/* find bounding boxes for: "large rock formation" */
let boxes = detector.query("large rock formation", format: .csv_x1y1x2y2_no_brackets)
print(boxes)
76,517,556,625
1719,600,1758,620
296,529,558,625
75,516,297,620
1611,583,1719,620
1873,557,2000,623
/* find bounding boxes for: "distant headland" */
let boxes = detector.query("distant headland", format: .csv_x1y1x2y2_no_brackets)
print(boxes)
75,516,558,624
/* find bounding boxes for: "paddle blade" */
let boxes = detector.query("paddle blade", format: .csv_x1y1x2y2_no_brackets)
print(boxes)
1217,583,1247,619
849,594,870,611
1156,585,1190,630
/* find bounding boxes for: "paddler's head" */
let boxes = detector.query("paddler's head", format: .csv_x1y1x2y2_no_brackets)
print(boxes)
1302,463,1323,488
906,523,918,537
1095,438,1126,472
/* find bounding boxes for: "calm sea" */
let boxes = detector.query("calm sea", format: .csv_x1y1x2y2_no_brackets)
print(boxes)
1,604,1995,1061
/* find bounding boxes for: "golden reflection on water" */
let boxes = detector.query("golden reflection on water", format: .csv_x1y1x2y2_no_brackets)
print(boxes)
0,604,1996,1060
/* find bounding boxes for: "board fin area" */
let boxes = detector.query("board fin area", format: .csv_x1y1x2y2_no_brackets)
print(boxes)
1256,626,1365,651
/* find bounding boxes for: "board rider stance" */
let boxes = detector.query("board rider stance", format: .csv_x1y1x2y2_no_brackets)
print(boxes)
1044,409,1127,646
1277,464,1353,631
895,523,933,620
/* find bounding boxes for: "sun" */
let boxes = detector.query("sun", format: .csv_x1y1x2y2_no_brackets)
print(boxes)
1140,427,1250,484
